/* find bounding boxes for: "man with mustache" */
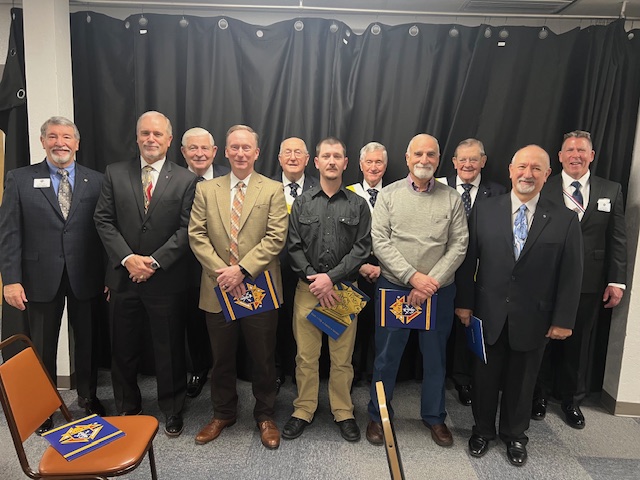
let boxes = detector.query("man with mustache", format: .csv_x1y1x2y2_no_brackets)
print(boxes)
283,137,371,442
365,134,468,448
455,145,583,466
0,116,106,434
94,111,196,437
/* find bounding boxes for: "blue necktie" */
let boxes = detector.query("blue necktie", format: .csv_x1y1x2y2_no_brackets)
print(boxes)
571,180,583,207
513,204,528,260
367,188,378,208
289,183,299,198
461,184,473,216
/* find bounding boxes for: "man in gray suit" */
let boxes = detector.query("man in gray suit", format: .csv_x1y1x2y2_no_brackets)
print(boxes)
94,111,196,437
0,116,105,433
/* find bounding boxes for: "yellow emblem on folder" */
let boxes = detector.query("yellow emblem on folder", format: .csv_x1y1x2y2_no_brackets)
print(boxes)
234,283,266,311
389,296,423,325
59,422,104,444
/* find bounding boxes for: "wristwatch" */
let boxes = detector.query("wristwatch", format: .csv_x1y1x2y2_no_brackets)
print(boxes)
239,266,249,277
150,261,160,270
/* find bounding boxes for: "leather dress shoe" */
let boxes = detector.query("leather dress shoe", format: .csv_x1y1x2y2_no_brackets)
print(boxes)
119,406,143,416
562,403,585,429
531,397,547,420
186,371,208,398
165,414,184,437
36,416,53,435
456,385,472,406
423,421,453,447
468,434,489,457
78,396,106,416
282,416,311,439
506,441,527,466
366,420,384,446
336,418,361,442
257,420,281,449
195,417,236,445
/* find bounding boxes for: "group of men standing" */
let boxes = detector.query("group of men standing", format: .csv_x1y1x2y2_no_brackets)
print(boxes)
0,111,626,467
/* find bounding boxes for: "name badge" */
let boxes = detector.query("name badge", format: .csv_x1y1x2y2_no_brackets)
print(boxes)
597,198,611,212
34,178,51,188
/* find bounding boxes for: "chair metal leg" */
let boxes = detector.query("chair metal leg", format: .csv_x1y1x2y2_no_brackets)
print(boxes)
148,444,158,480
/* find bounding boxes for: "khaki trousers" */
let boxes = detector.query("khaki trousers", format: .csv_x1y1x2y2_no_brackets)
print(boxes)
292,280,357,422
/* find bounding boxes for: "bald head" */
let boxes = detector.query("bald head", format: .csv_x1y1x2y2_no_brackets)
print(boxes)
508,145,552,201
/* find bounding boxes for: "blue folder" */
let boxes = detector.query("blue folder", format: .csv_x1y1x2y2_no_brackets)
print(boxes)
377,288,437,330
306,282,369,340
465,315,487,364
215,271,280,322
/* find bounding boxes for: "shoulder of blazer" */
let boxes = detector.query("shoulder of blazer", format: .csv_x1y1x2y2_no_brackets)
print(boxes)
446,175,456,188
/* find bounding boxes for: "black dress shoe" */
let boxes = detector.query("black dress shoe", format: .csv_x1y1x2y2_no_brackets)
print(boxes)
562,403,585,429
506,441,527,466
36,416,53,435
531,397,547,420
282,416,310,439
336,418,361,442
456,385,472,406
165,414,184,437
78,396,107,416
468,434,489,457
186,371,208,398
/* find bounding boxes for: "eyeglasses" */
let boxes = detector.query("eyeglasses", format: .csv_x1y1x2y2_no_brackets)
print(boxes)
455,157,482,165
563,130,591,140
281,149,307,158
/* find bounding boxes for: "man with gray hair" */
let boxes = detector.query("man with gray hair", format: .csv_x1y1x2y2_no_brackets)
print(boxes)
180,127,229,398
366,134,468,448
0,116,106,433
348,142,388,385
446,138,506,406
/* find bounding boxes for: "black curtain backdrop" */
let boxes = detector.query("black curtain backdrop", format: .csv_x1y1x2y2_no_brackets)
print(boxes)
2,9,640,389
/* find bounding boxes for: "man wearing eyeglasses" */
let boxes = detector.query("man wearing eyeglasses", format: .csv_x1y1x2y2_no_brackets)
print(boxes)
273,138,318,391
446,138,506,406
532,131,627,429
347,142,388,386
181,128,230,399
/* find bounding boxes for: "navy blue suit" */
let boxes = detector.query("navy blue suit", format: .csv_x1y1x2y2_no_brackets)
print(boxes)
0,159,104,399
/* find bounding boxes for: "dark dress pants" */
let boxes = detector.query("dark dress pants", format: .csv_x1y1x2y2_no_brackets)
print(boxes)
26,269,98,399
110,286,186,416
275,262,297,379
185,286,212,374
206,309,278,422
472,322,546,444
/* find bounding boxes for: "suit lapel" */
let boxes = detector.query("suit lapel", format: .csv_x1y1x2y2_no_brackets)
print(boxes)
66,163,88,221
128,160,146,219
34,160,65,220
146,161,172,219
217,175,232,238
581,176,601,224
497,195,516,260
518,199,551,261
239,174,262,230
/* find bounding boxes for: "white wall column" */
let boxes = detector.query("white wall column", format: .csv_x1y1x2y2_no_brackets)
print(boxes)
22,0,74,389
602,98,640,415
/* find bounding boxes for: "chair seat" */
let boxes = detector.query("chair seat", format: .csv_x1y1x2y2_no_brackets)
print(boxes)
39,416,158,476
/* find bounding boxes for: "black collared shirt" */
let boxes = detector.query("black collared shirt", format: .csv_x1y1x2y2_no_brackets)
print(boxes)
288,185,372,283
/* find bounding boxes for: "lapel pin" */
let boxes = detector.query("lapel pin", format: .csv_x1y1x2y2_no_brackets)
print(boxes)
84,178,88,182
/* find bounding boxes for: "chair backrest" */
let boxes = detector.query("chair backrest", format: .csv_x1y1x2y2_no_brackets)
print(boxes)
376,380,406,480
0,335,65,442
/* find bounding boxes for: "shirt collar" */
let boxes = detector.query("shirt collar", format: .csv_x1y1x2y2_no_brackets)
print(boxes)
230,171,251,189
510,190,540,216
46,159,75,176
282,172,305,189
561,169,590,189
407,174,435,193
140,156,166,172
456,173,481,189
363,179,382,191
188,164,214,180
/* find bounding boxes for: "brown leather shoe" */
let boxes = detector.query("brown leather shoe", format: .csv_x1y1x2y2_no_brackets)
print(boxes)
366,420,384,446
258,420,280,449
195,417,236,445
423,421,453,447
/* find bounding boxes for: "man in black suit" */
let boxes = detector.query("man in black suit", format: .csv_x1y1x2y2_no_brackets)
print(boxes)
0,116,106,433
455,145,583,467
533,130,627,428
94,111,196,437
446,138,507,406
273,137,318,389
181,127,230,398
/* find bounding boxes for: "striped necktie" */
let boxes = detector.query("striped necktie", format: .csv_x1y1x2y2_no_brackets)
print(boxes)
230,181,245,265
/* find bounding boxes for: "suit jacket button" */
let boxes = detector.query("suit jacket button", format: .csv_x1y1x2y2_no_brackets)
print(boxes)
142,226,147,232
506,297,510,303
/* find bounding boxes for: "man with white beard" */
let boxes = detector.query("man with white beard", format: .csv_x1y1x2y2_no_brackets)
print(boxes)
365,134,468,448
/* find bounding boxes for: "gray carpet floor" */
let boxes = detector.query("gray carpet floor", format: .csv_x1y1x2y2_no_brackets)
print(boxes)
1,371,639,479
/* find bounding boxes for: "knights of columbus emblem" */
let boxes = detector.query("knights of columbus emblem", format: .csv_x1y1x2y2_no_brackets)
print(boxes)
389,296,422,324
59,422,103,444
234,283,267,310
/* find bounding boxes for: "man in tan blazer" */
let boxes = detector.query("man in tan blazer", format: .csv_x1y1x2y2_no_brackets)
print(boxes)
188,125,288,449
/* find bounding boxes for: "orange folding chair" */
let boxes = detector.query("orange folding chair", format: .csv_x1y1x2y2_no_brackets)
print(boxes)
376,381,406,480
0,334,159,479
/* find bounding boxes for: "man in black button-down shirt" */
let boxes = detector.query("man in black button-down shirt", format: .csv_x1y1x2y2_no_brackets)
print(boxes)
282,137,371,443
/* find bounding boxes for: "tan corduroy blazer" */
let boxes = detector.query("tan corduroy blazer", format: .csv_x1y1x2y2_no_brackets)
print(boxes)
188,172,288,313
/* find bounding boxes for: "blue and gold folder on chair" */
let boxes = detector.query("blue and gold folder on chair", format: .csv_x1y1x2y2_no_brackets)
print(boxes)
465,315,487,364
377,289,437,330
307,282,369,340
215,271,281,322
41,414,125,461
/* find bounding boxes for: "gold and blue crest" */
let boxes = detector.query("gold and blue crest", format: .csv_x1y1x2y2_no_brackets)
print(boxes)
378,289,437,330
215,271,280,321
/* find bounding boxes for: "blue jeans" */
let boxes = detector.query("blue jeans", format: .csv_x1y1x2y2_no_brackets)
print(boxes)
368,276,455,425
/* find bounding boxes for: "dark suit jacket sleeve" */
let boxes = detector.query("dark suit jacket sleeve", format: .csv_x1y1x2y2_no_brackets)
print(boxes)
0,171,23,284
94,165,135,266
551,213,584,329
606,184,627,285
454,203,478,310
151,177,196,269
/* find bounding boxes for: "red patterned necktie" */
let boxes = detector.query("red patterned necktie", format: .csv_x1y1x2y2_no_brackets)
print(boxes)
230,181,245,265
142,165,154,213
